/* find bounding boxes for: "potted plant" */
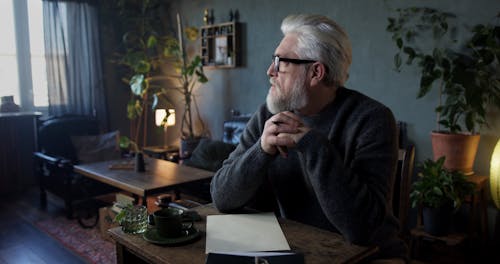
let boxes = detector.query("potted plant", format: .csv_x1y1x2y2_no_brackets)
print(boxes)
163,16,209,158
410,157,475,236
108,1,208,152
104,0,168,147
386,7,500,174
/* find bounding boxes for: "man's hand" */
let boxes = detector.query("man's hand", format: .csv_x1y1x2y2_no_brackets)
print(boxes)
261,111,310,157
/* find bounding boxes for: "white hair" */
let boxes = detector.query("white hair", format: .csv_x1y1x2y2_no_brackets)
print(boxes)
281,14,352,87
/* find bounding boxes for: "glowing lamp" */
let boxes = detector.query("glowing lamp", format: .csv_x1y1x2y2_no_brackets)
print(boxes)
166,109,176,126
155,109,167,127
155,109,175,148
490,139,500,209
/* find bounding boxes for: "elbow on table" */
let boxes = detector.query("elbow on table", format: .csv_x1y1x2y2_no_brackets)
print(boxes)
210,189,245,213
210,185,231,213
211,197,240,213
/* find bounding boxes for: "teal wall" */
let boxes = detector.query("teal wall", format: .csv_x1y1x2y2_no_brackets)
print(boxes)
104,0,500,177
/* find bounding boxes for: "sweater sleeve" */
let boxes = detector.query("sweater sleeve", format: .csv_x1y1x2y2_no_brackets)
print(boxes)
210,106,274,212
295,106,398,245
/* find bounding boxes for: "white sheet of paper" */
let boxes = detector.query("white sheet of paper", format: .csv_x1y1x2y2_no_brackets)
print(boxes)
205,212,291,254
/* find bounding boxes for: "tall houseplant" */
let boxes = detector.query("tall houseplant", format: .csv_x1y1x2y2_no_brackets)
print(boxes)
386,8,500,174
107,0,172,147
109,1,208,150
163,14,209,158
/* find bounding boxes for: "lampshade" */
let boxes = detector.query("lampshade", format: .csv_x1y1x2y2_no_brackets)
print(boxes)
155,109,166,127
490,139,500,209
166,109,176,126
155,109,176,127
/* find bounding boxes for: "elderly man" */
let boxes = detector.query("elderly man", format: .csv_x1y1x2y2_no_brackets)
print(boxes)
210,14,407,262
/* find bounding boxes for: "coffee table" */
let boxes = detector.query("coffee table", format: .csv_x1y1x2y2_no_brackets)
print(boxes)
73,157,213,206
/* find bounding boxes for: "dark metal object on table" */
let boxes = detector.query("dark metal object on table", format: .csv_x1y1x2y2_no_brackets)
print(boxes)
135,152,145,172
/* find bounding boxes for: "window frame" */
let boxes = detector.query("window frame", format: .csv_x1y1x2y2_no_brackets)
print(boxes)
11,0,48,114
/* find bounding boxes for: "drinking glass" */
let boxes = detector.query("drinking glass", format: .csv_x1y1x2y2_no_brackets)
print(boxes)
121,205,148,234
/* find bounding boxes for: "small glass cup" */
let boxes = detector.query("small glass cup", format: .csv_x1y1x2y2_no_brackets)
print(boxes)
120,205,148,234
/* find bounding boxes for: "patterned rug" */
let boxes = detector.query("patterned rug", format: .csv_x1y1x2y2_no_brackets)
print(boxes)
35,216,116,264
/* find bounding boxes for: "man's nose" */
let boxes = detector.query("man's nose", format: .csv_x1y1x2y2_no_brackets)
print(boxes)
267,62,276,77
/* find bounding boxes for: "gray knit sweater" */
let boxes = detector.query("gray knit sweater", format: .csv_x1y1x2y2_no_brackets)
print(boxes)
210,87,408,260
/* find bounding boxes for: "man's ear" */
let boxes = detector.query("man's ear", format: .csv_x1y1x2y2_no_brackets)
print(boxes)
309,62,326,86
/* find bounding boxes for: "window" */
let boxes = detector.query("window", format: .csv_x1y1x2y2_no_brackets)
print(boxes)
0,0,48,111
0,0,20,103
27,0,48,107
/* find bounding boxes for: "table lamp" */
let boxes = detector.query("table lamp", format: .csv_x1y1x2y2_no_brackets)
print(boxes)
491,138,500,209
155,109,176,148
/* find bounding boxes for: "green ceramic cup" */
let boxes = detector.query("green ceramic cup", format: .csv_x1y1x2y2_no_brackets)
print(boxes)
153,207,193,238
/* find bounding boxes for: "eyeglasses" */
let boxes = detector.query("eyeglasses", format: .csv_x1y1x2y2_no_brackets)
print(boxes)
272,55,316,73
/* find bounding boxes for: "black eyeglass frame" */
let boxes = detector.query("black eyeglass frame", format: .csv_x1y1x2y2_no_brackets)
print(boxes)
272,55,316,73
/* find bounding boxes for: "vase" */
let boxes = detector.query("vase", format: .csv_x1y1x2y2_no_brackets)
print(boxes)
135,152,145,172
0,96,20,113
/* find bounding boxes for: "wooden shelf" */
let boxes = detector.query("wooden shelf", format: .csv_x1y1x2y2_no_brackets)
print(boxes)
200,21,240,68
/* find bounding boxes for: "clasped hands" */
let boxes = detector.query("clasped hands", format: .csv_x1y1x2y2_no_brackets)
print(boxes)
261,111,310,158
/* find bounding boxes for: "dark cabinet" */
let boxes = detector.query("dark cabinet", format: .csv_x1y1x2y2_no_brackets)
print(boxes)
0,112,41,194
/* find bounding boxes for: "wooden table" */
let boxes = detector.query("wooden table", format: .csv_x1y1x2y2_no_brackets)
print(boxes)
108,205,378,264
74,157,213,206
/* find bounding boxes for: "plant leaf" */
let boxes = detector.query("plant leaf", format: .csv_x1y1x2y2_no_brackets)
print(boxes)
151,94,158,109
130,74,145,95
396,37,403,49
418,75,434,98
394,53,402,70
147,35,157,48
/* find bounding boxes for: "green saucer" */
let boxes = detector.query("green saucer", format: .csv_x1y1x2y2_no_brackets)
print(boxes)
143,227,201,246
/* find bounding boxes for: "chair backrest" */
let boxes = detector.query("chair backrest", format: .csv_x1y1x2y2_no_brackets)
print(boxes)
393,144,415,238
38,115,100,162
222,115,251,145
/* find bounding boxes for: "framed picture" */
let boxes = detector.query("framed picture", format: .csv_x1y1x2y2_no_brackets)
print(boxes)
215,36,228,65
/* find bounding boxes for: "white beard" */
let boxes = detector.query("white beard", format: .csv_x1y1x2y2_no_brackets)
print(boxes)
266,73,308,114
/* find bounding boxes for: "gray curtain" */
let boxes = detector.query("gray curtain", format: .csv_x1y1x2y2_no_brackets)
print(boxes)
43,0,108,128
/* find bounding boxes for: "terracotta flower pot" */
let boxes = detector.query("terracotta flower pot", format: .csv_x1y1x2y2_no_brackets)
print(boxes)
431,131,480,176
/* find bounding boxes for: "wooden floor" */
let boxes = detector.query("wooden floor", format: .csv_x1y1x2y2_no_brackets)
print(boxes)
0,187,86,264
0,186,202,264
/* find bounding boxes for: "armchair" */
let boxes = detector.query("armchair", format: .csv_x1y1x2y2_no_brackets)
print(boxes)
34,115,119,220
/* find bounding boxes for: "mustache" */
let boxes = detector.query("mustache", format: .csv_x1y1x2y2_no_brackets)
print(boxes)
269,78,278,87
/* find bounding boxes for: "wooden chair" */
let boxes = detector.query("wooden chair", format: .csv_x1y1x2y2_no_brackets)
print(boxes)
392,144,415,242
